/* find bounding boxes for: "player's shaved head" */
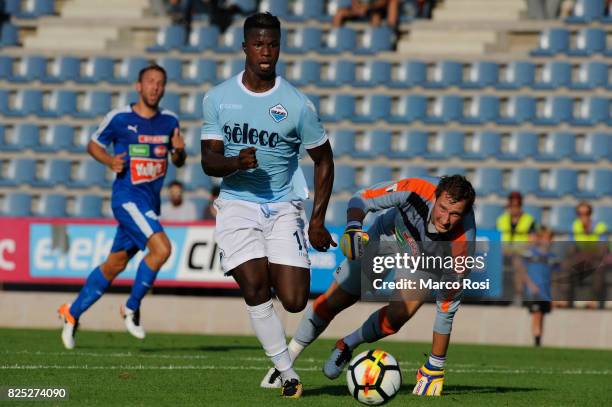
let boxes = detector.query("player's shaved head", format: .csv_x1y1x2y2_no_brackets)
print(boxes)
243,12,281,40
435,175,475,215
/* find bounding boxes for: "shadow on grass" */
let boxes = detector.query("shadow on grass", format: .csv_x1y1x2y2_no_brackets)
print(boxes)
303,385,349,397
304,384,542,398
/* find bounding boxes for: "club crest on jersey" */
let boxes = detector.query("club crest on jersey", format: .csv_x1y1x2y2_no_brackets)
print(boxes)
269,104,288,123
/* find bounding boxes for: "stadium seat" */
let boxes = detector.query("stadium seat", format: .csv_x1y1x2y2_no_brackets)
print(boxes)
217,26,245,53
3,89,43,117
497,95,536,125
259,0,289,19
569,61,608,89
283,59,319,87
475,203,504,230
472,167,504,196
436,166,466,177
498,131,539,161
567,27,607,56
388,60,427,88
353,60,391,87
69,160,110,188
1,192,32,217
0,55,12,80
576,169,612,199
0,22,18,47
0,158,36,187
318,60,354,87
159,91,181,117
10,55,46,82
549,205,576,233
593,206,612,228
117,90,139,107
179,58,217,85
460,95,499,125
566,0,605,23
147,25,187,52
388,95,427,124
355,26,394,55
535,132,575,161
353,95,391,123
301,163,314,191
328,129,356,157
426,131,464,159
508,168,541,196
108,57,149,84
533,96,573,126
69,125,97,153
533,61,572,90
74,195,103,218
180,92,204,121
359,165,393,187
333,165,356,193
36,194,68,218
389,130,428,158
353,130,392,158
531,28,570,56
320,27,356,54
184,126,201,156
461,61,499,89
326,201,348,227
397,165,430,179
522,205,543,226
570,97,610,126
74,90,112,119
573,132,611,162
39,124,74,152
41,89,78,118
157,57,183,83
76,57,114,83
14,0,55,18
283,27,321,54
496,61,535,90
181,25,220,53
319,94,355,122
164,164,177,188
3,124,39,151
292,0,325,21
183,163,213,191
43,56,80,83
33,159,71,188
538,168,578,198
423,95,463,124
425,61,463,89
190,197,209,220
461,130,502,160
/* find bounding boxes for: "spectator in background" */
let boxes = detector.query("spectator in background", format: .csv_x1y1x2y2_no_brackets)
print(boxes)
203,185,220,220
333,0,400,28
0,0,9,34
527,0,563,19
559,0,576,18
161,180,198,221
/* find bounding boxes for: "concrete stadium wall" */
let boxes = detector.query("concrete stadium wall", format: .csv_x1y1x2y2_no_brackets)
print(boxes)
2,292,611,349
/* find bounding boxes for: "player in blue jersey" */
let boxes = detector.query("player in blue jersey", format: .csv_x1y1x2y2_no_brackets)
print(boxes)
58,65,186,349
201,13,335,398
261,175,476,397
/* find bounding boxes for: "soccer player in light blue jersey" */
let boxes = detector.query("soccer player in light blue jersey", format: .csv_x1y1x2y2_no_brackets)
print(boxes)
201,13,336,398
58,65,186,349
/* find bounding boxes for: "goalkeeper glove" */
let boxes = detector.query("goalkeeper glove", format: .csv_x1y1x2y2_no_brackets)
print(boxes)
340,221,369,260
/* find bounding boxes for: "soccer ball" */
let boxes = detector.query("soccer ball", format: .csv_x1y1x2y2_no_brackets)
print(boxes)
346,349,402,405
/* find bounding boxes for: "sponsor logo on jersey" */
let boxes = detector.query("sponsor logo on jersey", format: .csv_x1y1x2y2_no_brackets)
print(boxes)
129,144,150,157
269,103,288,123
127,124,138,133
220,103,243,110
138,135,169,144
154,145,168,157
130,157,167,184
223,123,280,147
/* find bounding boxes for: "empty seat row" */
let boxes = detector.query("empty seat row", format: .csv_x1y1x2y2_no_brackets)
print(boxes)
531,27,612,57
4,0,55,18
565,0,612,23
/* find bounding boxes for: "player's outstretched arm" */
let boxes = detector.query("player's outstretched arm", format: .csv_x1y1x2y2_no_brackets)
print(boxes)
201,140,258,177
307,140,337,252
87,141,126,173
170,128,186,168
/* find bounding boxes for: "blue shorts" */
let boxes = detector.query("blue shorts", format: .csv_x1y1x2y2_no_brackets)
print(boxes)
110,200,164,254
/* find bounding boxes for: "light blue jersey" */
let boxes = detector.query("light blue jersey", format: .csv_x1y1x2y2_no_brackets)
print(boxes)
201,71,327,203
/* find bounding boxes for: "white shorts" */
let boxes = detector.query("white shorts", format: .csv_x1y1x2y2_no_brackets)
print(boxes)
214,198,311,273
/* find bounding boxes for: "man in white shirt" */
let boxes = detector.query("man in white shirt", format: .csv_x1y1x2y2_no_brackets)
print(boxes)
161,180,198,221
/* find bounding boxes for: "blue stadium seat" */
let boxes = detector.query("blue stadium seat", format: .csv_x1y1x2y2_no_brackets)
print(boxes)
41,89,77,118
508,168,541,196
318,60,354,87
117,90,139,107
353,130,392,158
181,25,220,53
496,61,535,90
423,95,463,124
567,27,607,56
69,160,110,188
43,56,80,83
217,58,243,82
3,0,20,15
398,165,430,179
533,96,573,126
159,91,181,117
388,60,427,88
549,205,576,233
538,168,578,198
593,206,612,228
12,123,40,151
283,27,321,54
388,95,427,124
460,95,499,125
39,124,74,152
461,131,502,160
333,165,356,193
320,27,355,54
217,26,244,53
0,158,36,187
179,59,217,85
157,57,183,83
33,159,72,188
14,0,55,18
566,0,605,23
436,166,466,177
74,90,112,119
0,55,12,80
147,25,186,52
531,28,570,56
326,201,348,227
10,55,46,82
472,167,503,196
76,57,114,83
4,89,43,117
569,61,608,89
389,130,427,158
353,95,391,123
291,0,325,21
37,194,68,218
284,60,319,87
319,94,355,122
359,165,393,187
108,57,149,84
1,192,32,216
523,205,543,226
183,163,213,191
0,22,18,47
576,169,612,199
181,92,204,121
184,126,201,156
497,95,536,125
354,60,391,87
328,129,356,157
301,163,314,191
426,131,464,159
499,131,538,161
574,132,610,162
533,61,572,90
355,26,393,54
163,164,177,188
74,195,103,218
475,203,504,230
535,132,575,161
570,97,610,126
425,61,462,89
259,0,289,18
461,61,499,89
69,125,97,153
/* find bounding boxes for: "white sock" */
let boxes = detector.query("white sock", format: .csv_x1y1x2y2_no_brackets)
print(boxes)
343,327,364,350
246,300,298,381
288,339,304,362
428,354,446,370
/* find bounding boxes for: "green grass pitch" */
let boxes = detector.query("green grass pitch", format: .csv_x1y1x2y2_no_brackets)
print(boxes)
0,328,610,406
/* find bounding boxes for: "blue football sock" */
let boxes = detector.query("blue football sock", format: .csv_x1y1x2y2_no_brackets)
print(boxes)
70,266,111,319
126,259,158,311
425,353,446,371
